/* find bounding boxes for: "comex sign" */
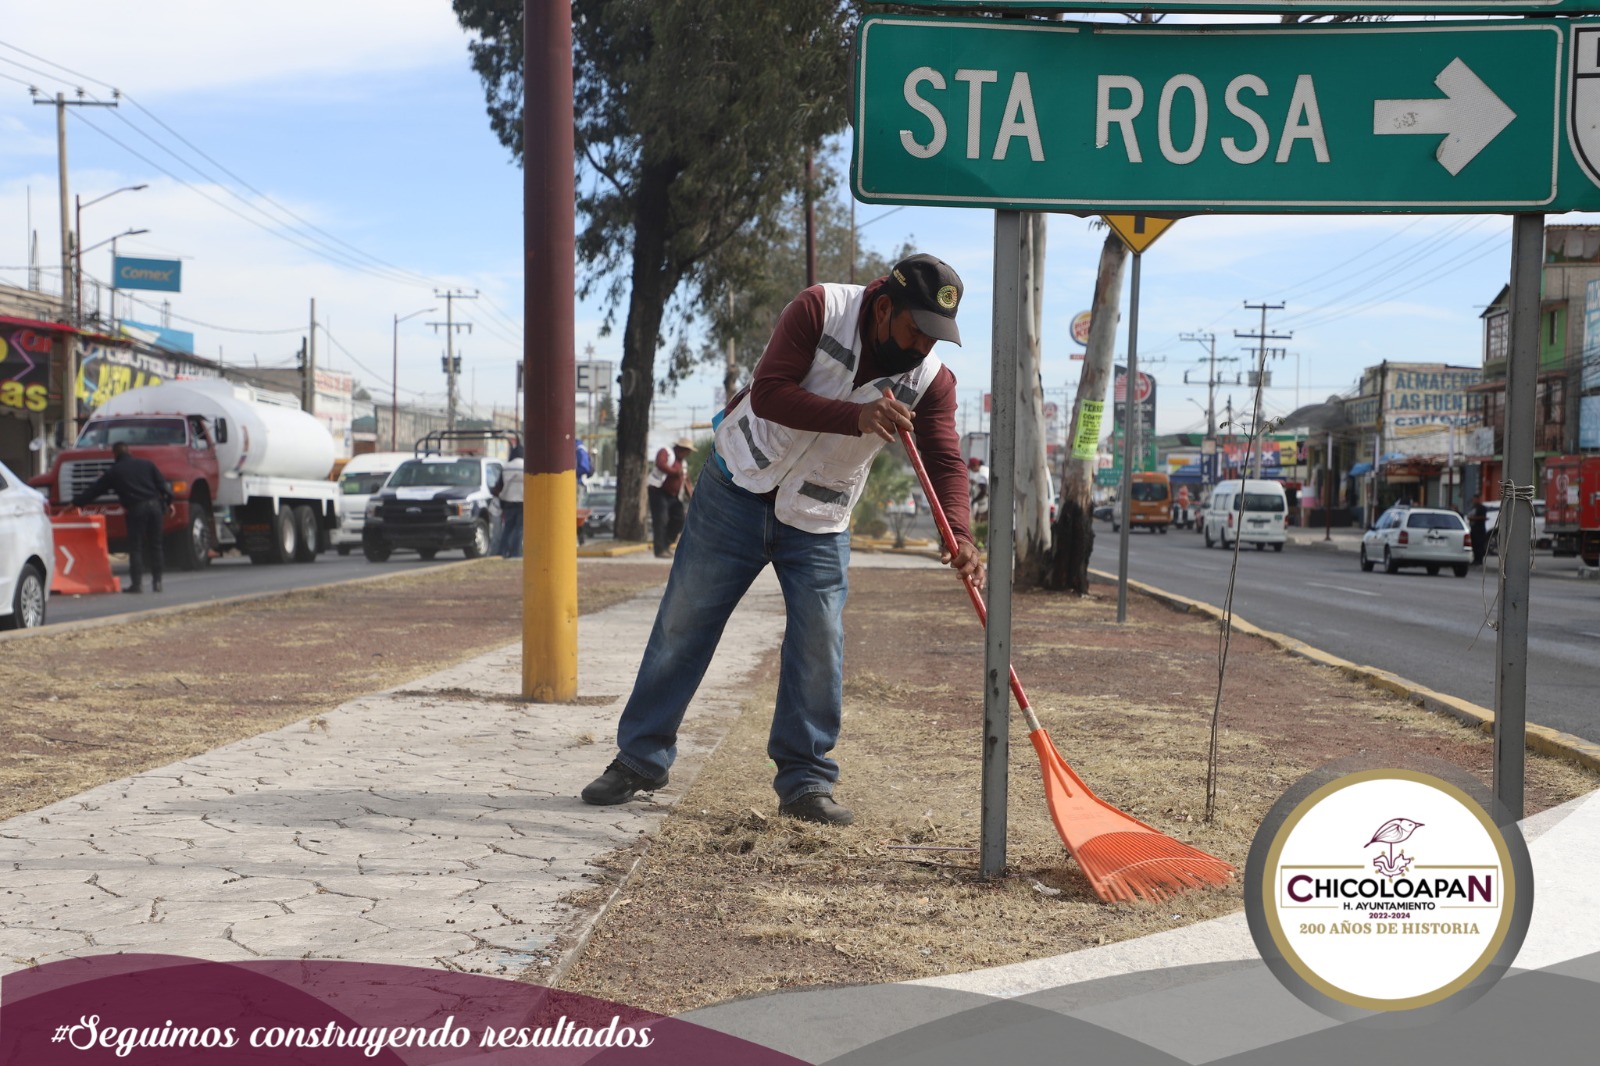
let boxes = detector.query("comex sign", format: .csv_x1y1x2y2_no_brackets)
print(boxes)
112,256,183,293
852,16,1600,214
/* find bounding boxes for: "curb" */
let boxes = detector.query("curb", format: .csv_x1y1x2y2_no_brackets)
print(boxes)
578,541,653,558
0,556,498,644
1089,567,1600,777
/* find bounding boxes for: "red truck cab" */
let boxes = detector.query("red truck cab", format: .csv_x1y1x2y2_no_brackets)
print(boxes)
35,414,220,570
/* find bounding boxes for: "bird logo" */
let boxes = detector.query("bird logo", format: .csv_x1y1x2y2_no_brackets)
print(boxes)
1365,817,1423,878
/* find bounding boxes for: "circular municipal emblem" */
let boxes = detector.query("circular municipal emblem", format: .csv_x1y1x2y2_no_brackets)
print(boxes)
936,284,958,310
1245,766,1531,1018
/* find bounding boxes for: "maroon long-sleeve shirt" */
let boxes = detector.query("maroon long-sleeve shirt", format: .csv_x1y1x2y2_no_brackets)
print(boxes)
729,277,974,548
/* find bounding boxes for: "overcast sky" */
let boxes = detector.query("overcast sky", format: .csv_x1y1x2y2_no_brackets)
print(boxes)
0,3,1587,448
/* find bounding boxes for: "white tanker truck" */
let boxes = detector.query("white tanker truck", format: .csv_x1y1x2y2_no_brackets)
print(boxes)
37,379,340,568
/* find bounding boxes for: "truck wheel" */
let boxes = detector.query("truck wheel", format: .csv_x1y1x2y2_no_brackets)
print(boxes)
0,564,46,630
170,501,215,571
363,538,392,563
464,518,491,559
267,507,298,564
292,505,320,563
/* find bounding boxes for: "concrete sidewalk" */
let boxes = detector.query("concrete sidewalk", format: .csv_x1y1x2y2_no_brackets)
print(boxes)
0,553,930,980
0,561,784,977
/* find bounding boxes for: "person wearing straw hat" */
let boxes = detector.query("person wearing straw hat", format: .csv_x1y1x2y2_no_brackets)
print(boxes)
647,437,695,557
582,253,982,825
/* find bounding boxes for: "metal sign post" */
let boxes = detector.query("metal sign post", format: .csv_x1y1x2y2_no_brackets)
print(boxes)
1117,252,1142,624
1495,214,1542,820
981,210,1022,879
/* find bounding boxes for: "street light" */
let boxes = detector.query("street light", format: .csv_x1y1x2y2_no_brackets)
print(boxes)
74,184,148,326
81,228,150,331
392,307,436,450
67,183,146,445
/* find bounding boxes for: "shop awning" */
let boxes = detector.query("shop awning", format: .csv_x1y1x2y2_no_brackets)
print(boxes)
1348,462,1373,476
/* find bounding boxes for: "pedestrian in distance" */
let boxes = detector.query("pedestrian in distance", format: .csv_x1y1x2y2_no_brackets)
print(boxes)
1468,495,1489,567
646,438,694,558
968,456,990,520
581,252,983,826
493,445,525,558
70,441,174,593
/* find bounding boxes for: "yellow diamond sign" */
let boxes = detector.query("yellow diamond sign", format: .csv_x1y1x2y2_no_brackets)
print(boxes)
1102,214,1178,254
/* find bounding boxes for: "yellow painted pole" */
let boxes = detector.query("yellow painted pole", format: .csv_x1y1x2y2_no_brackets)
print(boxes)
523,0,578,701
524,470,578,700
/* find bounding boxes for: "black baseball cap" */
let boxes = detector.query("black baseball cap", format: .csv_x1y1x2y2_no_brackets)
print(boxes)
888,253,963,346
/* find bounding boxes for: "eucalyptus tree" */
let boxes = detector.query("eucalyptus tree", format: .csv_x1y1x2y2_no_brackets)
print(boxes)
454,0,856,538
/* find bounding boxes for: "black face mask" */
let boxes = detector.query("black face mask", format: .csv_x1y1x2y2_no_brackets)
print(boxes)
875,322,927,375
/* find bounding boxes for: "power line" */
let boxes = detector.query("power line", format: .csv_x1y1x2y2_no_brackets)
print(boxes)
71,108,433,288
0,39,453,293
117,290,301,334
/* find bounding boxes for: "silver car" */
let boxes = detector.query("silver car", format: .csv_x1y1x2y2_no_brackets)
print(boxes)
1360,505,1471,577
0,458,53,629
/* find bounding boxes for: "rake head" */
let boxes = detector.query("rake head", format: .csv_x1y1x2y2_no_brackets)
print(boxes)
1029,729,1235,904
1070,830,1237,904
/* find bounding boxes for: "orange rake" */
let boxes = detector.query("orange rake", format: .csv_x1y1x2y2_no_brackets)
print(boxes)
899,428,1234,903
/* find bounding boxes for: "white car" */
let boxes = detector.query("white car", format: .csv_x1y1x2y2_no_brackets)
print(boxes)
1482,499,1548,553
1360,505,1471,577
0,458,53,629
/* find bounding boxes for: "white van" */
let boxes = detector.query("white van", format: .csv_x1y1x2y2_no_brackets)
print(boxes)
331,452,412,555
1202,478,1289,551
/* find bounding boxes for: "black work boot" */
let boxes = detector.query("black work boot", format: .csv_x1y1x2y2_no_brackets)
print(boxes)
152,577,163,592
779,794,855,826
123,582,143,594
581,760,668,805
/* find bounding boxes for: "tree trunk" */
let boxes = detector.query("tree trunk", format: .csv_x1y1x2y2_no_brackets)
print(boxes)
612,165,677,543
1013,212,1053,589
1048,231,1127,594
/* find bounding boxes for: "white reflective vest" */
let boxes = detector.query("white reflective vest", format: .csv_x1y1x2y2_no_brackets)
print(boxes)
714,283,943,534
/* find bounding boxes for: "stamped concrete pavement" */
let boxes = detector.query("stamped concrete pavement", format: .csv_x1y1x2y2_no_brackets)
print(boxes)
0,552,939,980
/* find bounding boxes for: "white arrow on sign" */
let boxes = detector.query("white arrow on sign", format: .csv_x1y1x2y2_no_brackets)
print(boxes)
1373,58,1515,177
58,544,76,575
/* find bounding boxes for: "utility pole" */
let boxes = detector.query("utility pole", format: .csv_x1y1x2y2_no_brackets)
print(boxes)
304,298,317,415
1236,302,1291,480
725,291,738,407
34,89,120,447
1180,331,1219,437
431,290,477,434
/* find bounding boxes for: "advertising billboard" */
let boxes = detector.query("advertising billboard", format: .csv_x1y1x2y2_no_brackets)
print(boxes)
112,256,183,293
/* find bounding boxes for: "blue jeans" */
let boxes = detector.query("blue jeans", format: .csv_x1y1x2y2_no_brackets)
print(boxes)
615,458,850,805
495,502,523,557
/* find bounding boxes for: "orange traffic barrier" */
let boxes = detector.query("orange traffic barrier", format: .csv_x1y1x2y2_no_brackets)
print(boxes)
49,510,120,595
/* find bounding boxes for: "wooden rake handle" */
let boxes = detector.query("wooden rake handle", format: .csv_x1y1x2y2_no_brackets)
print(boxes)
897,427,1041,730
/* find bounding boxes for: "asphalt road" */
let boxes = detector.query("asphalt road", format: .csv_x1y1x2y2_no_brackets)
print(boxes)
45,548,456,626
1089,521,1600,745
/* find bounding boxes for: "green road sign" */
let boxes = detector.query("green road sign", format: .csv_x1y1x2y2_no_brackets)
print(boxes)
896,1,1600,14
852,16,1600,214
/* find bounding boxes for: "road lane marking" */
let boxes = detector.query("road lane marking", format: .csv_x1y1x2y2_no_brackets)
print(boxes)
1305,582,1381,598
